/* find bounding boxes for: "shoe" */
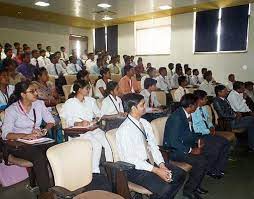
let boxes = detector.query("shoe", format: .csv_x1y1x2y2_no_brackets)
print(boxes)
183,192,196,199
196,187,208,194
207,172,223,179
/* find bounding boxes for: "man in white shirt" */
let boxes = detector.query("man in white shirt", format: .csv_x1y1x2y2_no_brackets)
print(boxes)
30,49,43,68
191,69,201,85
167,63,174,80
185,68,193,85
199,71,215,97
46,54,67,78
140,67,156,90
174,76,189,102
156,67,172,94
46,46,53,58
0,44,6,60
171,65,183,89
66,56,82,75
85,53,96,72
245,81,254,102
60,46,69,62
0,69,14,108
199,68,207,84
38,49,51,67
227,81,253,115
226,74,235,91
117,93,186,199
55,51,67,69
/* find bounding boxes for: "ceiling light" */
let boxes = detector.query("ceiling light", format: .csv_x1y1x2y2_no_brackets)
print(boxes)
35,1,50,7
97,3,111,8
159,5,172,10
102,16,113,20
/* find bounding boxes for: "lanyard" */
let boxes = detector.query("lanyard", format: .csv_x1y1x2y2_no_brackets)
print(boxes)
199,107,209,129
18,101,37,129
109,95,120,113
127,116,148,140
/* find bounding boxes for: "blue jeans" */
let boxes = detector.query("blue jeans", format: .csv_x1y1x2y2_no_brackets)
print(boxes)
231,116,254,148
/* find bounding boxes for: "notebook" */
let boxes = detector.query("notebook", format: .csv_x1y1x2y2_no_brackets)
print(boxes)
17,137,54,145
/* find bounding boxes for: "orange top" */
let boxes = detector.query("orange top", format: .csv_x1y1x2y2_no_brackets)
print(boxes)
119,75,141,95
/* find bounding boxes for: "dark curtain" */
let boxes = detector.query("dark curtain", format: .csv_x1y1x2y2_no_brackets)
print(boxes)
220,4,249,51
95,27,106,52
195,9,219,52
107,25,118,56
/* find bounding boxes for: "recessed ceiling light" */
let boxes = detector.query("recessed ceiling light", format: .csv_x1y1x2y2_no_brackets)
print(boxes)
35,1,50,7
159,5,172,10
97,3,111,8
102,15,113,20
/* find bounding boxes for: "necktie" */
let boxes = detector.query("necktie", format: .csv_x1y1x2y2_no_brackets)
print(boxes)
54,64,59,76
184,89,187,95
75,64,78,72
63,52,65,59
36,59,39,68
199,107,209,129
139,121,154,165
187,116,194,132
148,94,153,108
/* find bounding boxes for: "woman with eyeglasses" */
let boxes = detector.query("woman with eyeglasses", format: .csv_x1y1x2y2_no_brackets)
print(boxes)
60,80,113,174
1,80,55,193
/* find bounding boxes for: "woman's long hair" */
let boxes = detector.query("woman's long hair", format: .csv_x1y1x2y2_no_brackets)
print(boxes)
68,80,90,99
8,80,31,106
106,81,118,97
95,68,110,85
34,67,47,81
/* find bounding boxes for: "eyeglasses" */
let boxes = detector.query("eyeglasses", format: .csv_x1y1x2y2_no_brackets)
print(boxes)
26,89,37,94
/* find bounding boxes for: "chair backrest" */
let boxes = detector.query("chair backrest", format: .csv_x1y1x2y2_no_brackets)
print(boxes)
89,75,98,84
170,89,177,102
150,117,168,146
65,75,77,85
47,140,93,191
96,98,103,109
106,129,120,162
211,104,219,126
111,74,121,82
205,105,213,125
154,91,166,106
56,103,67,129
48,75,56,85
62,85,72,100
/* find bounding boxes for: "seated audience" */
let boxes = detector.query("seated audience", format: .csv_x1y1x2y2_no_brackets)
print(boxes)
71,49,84,69
191,69,200,85
116,93,186,199
199,68,207,83
213,85,254,151
1,81,55,193
66,56,82,74
101,81,124,116
119,65,140,95
192,90,230,178
227,81,253,115
146,62,152,70
38,49,51,67
167,63,174,79
30,49,42,68
156,67,172,93
90,58,103,75
199,71,215,97
130,55,136,67
226,74,236,91
60,80,113,173
141,67,157,90
5,59,25,85
245,81,254,102
85,53,96,72
45,46,52,58
121,55,131,76
33,67,62,143
163,93,209,199
0,69,15,109
17,53,38,80
171,64,183,88
0,43,6,60
108,56,121,75
60,46,68,62
37,43,42,51
94,68,111,99
55,51,67,69
185,68,192,85
13,42,20,56
71,70,93,97
13,47,23,65
174,76,189,102
4,48,14,60
134,57,145,80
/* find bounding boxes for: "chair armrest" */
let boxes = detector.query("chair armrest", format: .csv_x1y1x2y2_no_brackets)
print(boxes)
159,146,175,162
49,186,83,198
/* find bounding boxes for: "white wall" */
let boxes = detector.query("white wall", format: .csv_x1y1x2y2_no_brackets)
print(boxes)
0,16,93,54
118,7,254,84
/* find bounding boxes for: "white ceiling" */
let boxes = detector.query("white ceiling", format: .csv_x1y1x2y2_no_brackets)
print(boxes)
0,0,216,20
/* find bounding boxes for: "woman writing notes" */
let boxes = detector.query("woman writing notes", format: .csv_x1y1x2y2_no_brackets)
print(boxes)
1,81,55,193
60,80,113,173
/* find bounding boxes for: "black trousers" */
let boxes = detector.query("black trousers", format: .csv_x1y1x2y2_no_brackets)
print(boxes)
9,146,50,193
172,153,208,194
126,162,186,199
202,134,230,175
82,173,112,192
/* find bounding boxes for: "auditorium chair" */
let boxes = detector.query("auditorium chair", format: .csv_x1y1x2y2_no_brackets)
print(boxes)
150,117,192,172
111,74,122,83
62,85,72,100
65,75,77,85
154,91,167,106
47,139,123,199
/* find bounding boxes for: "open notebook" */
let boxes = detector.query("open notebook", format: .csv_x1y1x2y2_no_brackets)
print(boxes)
17,137,54,145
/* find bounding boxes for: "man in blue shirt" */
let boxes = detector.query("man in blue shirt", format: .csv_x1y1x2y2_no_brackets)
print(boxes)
192,90,230,179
